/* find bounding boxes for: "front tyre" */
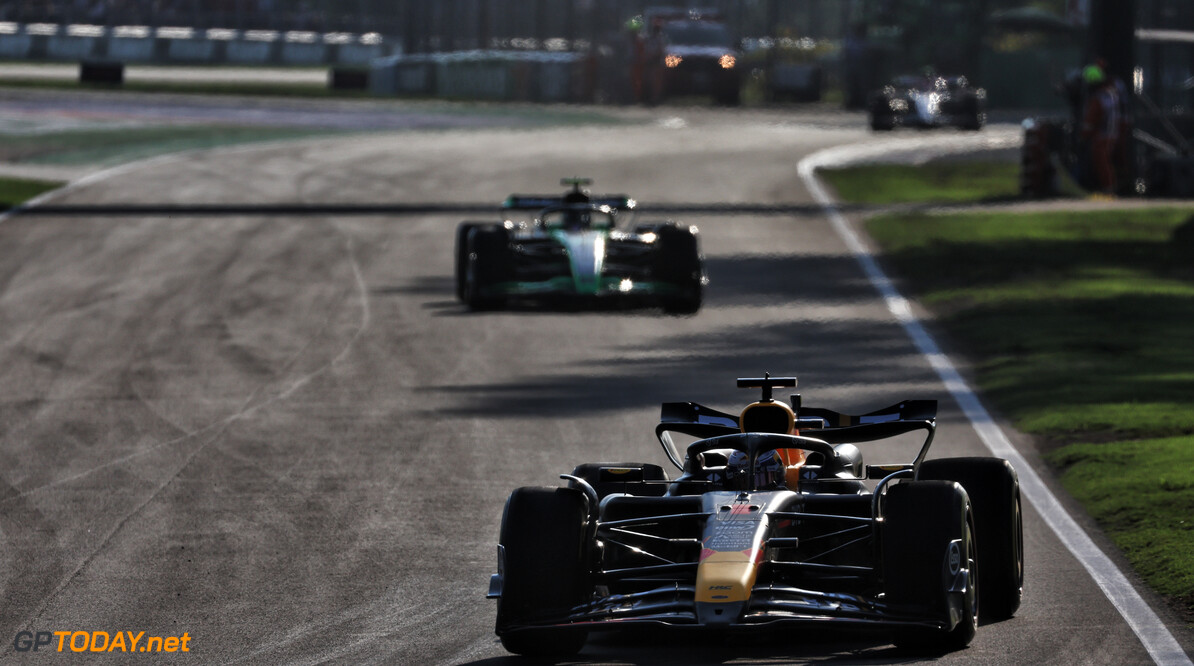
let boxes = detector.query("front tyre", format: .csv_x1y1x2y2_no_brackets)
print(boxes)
654,224,703,314
454,222,477,301
870,112,895,131
715,77,741,106
869,96,896,131
956,94,984,131
884,481,978,652
464,226,510,310
495,487,591,657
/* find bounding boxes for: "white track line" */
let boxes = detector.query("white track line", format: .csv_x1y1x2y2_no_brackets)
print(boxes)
797,145,1191,666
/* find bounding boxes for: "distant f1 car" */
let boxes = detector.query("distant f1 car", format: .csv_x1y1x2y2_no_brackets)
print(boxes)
455,178,704,313
869,74,986,131
488,375,1023,657
645,7,742,106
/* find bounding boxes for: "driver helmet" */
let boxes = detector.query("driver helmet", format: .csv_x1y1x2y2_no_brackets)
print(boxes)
563,208,587,229
725,449,786,491
562,190,590,205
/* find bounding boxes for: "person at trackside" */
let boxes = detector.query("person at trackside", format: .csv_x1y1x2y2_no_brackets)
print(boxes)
1096,57,1132,189
1081,64,1120,197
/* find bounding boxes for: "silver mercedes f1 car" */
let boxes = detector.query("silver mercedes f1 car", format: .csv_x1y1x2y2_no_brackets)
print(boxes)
488,375,1023,657
455,179,704,313
869,74,986,131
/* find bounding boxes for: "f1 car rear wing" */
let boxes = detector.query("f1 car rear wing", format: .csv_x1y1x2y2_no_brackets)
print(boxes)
798,399,937,430
655,397,938,470
502,177,636,213
502,195,636,211
644,7,725,26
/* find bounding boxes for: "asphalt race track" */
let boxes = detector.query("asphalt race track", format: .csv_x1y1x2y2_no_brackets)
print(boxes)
0,105,1189,664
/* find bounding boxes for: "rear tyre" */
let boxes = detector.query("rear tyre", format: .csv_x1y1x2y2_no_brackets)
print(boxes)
654,224,702,314
495,487,590,657
464,226,510,310
919,457,1023,620
884,481,977,652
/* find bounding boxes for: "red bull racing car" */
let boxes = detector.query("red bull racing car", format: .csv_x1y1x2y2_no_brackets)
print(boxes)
455,179,704,313
488,375,1023,657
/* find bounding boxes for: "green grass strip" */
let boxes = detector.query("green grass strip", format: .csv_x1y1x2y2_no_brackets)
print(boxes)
820,161,1024,204
0,176,63,208
1,126,354,166
1046,436,1194,609
861,202,1194,623
0,76,341,98
866,208,1194,441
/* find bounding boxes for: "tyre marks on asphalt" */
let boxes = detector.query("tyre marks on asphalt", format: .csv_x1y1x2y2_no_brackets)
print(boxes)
0,155,375,650
218,585,477,665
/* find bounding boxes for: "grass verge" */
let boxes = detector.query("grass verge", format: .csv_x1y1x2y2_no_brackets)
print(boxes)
0,176,63,209
0,75,342,98
819,161,1024,204
861,200,1194,623
0,126,357,166
824,160,1194,624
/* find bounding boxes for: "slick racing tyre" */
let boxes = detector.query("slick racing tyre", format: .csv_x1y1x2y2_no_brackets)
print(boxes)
463,225,510,310
957,94,984,131
919,457,1023,620
654,224,703,314
495,487,591,657
869,98,896,131
883,481,977,652
454,222,479,301
715,79,741,106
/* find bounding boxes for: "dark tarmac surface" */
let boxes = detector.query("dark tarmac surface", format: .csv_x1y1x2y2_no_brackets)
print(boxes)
0,96,1189,664
0,86,613,131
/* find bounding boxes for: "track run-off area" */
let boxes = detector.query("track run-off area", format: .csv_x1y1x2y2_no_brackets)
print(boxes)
1,101,1191,664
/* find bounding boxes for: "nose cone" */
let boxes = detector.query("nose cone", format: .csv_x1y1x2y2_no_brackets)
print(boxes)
558,230,605,295
695,553,759,625
696,600,747,626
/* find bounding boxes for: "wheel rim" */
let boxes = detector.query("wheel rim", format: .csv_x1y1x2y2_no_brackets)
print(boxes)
967,517,979,626
464,256,478,302
1014,487,1024,587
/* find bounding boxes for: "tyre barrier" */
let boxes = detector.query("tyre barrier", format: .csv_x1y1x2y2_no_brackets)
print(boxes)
370,51,586,103
1020,118,1058,198
0,23,396,67
329,67,369,90
79,60,124,84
